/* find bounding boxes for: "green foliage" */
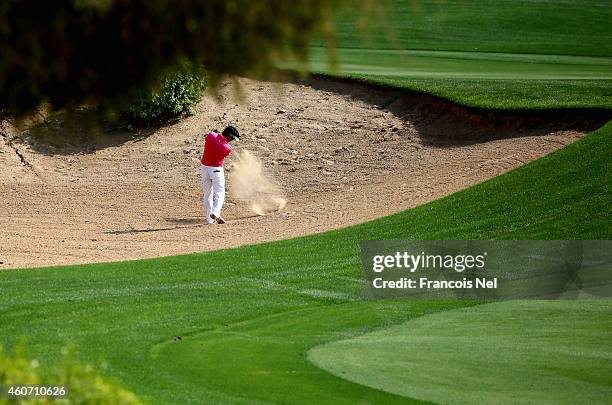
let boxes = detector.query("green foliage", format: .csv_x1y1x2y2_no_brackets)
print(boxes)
128,60,207,123
0,344,141,404
0,344,39,388
0,0,360,115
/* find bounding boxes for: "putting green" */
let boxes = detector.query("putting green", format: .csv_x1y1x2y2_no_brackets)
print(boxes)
308,300,612,404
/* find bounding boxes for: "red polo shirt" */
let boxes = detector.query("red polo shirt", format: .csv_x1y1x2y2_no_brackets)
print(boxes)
201,132,232,167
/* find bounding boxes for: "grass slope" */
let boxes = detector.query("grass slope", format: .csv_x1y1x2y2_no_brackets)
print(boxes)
309,301,612,404
334,0,612,56
0,121,610,403
304,0,612,108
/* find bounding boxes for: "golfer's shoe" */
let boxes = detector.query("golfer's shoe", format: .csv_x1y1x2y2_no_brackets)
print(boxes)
210,214,226,224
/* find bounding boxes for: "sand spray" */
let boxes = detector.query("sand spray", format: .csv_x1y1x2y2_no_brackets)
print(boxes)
228,149,287,215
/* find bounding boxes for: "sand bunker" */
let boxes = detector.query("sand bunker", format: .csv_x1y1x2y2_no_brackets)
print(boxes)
0,76,609,269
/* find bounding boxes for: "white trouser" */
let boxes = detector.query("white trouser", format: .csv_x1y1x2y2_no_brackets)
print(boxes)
200,164,225,222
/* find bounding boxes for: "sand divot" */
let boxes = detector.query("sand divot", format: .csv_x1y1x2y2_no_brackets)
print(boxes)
228,149,287,216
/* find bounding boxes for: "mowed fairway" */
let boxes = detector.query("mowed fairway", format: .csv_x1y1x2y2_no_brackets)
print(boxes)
305,0,612,108
0,122,610,403
309,48,612,108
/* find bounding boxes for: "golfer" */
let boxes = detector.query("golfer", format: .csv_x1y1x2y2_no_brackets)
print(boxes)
200,126,239,224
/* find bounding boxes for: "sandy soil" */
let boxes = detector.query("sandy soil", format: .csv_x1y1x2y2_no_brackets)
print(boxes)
0,77,606,269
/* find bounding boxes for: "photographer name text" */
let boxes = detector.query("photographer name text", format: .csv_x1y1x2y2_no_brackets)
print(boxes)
370,251,497,290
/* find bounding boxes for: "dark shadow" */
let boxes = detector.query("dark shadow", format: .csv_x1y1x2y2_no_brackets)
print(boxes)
18,108,177,156
103,223,204,235
301,75,612,147
14,75,612,154
166,213,265,224
232,213,264,220
105,214,262,234
164,217,207,225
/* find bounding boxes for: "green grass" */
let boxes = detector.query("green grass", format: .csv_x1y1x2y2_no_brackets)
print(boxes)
309,300,612,404
302,0,612,108
308,48,612,109
0,120,610,403
3,2,610,402
333,0,612,56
